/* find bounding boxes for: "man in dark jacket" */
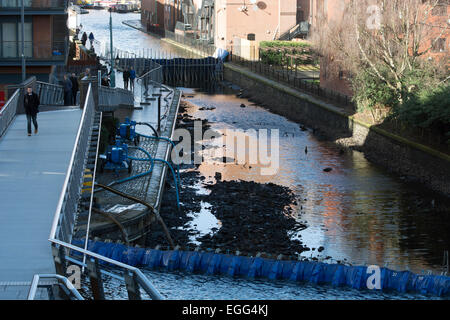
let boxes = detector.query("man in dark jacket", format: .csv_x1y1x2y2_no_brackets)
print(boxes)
70,73,79,105
24,87,40,136
63,74,73,106
81,32,88,46
123,67,130,90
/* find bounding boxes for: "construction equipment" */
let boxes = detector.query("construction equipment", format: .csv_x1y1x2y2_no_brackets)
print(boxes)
99,140,132,174
117,117,140,146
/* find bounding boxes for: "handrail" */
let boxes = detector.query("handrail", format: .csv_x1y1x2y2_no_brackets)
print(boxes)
36,81,64,106
27,274,84,300
82,111,103,271
98,85,135,111
49,84,93,241
49,238,164,300
0,89,20,138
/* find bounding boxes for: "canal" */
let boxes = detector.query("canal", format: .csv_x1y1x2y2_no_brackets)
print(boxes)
80,10,450,299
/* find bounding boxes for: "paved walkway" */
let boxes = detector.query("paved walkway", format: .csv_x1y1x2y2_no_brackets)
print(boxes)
0,109,82,287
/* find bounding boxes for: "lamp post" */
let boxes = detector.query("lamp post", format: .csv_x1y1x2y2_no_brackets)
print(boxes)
21,0,25,82
109,8,116,87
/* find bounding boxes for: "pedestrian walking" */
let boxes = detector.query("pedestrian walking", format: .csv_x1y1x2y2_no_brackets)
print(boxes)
81,32,88,46
63,74,73,106
24,87,40,136
70,73,79,105
123,67,130,90
88,32,95,48
129,66,136,91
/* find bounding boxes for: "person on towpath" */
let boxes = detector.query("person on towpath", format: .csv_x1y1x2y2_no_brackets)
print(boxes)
23,87,40,136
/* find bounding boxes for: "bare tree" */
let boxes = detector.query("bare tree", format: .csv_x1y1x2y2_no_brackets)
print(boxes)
312,0,449,107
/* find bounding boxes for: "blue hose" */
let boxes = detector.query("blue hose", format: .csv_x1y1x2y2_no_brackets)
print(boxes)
154,158,181,211
125,146,181,211
136,132,181,184
107,146,154,187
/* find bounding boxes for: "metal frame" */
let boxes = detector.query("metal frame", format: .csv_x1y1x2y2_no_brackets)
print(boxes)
27,274,83,300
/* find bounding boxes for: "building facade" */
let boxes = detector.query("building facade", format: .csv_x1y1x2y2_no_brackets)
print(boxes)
0,0,70,100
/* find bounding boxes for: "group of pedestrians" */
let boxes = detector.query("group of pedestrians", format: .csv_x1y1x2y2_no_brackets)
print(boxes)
81,32,95,49
122,66,136,91
62,73,80,106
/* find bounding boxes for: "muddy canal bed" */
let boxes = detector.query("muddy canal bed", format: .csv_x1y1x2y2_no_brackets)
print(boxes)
147,85,450,273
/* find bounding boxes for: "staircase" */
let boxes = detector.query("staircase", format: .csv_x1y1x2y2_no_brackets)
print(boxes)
278,21,310,41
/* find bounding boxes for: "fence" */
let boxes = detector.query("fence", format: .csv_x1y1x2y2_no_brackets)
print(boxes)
36,81,64,106
0,0,67,9
98,85,135,111
0,41,67,61
163,30,354,110
0,89,19,138
136,63,163,105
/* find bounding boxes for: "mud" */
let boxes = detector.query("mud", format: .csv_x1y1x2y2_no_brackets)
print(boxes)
145,100,308,257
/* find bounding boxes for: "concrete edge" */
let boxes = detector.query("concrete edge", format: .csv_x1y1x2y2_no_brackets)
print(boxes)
225,63,450,164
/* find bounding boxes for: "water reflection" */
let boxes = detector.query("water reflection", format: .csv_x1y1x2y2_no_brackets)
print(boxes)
183,87,450,274
79,10,450,275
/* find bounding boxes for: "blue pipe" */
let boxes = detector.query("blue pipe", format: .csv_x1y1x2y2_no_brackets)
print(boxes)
136,132,181,184
107,146,154,187
124,146,181,211
153,157,180,211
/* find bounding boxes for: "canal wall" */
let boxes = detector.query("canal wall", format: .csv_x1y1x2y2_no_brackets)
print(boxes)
224,63,450,196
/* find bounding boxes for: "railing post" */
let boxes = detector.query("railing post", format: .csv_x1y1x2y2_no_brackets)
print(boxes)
80,76,98,109
152,93,162,133
51,244,67,276
124,271,142,300
86,258,105,300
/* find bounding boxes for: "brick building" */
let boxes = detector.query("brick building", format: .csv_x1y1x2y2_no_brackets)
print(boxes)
0,0,70,101
311,0,449,97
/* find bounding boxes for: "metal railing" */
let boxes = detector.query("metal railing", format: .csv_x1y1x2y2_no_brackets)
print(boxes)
163,30,354,109
137,62,163,105
98,85,135,111
165,30,216,57
28,274,83,300
0,0,68,9
49,84,95,243
0,89,19,138
0,41,67,60
48,83,163,300
36,81,64,106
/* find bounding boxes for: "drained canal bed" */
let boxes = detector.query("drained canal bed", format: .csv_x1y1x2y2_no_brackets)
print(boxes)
150,85,450,276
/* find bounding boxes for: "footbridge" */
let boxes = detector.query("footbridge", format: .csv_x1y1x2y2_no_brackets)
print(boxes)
0,71,166,300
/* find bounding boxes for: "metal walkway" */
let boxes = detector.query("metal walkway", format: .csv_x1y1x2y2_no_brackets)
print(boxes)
0,109,82,284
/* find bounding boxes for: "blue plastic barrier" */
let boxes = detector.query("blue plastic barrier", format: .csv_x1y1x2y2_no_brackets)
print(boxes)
72,239,450,297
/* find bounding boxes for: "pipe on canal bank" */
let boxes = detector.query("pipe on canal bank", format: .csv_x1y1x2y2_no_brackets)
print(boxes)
95,183,176,249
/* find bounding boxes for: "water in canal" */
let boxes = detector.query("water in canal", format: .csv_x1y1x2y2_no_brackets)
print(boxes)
80,11,450,299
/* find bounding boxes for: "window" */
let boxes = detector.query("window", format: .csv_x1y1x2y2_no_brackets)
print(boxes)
432,38,446,52
0,18,32,58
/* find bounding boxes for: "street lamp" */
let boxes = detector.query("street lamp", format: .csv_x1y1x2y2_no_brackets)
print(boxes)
109,8,116,87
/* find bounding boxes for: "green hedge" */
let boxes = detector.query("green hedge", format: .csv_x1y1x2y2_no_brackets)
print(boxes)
259,41,314,66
